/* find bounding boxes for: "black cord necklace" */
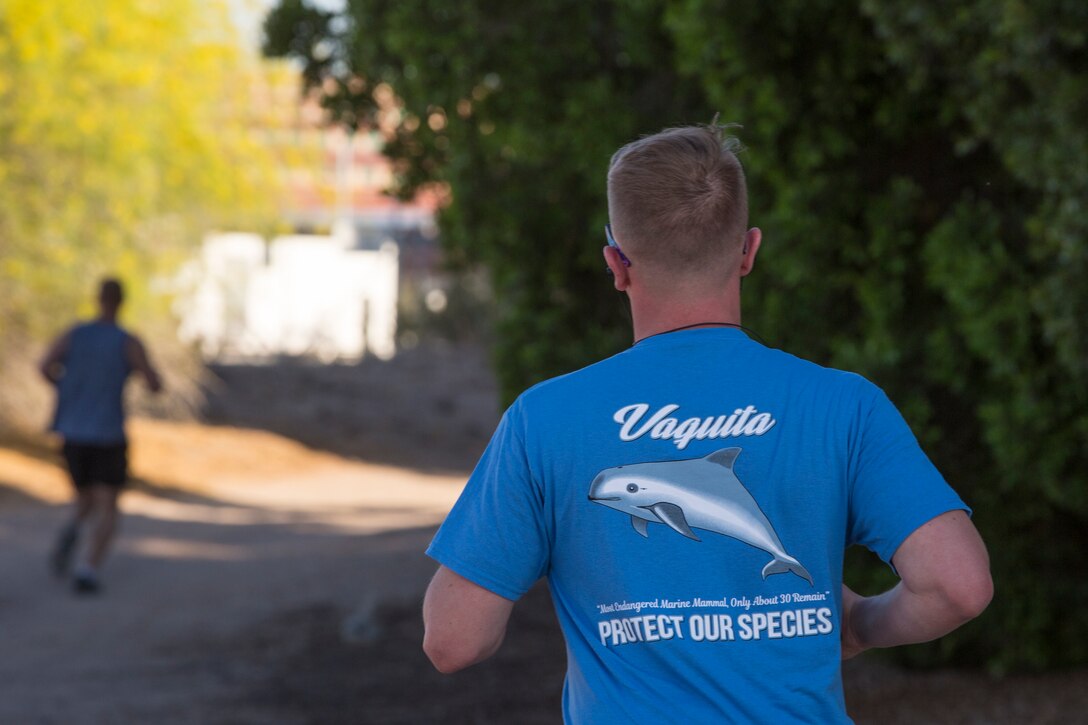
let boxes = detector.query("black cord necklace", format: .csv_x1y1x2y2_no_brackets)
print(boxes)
635,321,768,346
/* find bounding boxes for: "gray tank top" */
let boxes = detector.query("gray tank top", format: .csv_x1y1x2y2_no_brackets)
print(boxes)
51,321,132,444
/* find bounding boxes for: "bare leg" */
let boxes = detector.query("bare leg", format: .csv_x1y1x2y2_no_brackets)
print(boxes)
51,489,95,576
86,485,121,570
72,488,95,525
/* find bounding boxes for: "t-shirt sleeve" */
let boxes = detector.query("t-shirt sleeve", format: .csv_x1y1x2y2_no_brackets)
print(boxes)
847,382,970,568
425,400,549,601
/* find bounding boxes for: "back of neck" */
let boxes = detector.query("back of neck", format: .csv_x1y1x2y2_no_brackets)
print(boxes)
629,294,741,343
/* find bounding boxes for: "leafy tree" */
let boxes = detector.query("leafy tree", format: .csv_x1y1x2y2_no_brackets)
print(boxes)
265,0,1087,672
264,0,711,398
858,0,1088,670
0,0,276,363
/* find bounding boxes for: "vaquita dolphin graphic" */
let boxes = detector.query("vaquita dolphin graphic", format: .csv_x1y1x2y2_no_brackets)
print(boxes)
587,448,813,585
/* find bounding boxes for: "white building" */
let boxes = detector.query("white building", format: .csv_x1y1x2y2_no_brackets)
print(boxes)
176,223,399,362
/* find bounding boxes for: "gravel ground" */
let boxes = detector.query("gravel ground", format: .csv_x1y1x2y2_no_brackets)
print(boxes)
198,341,1087,725
5,341,1082,724
215,583,1088,725
202,342,500,473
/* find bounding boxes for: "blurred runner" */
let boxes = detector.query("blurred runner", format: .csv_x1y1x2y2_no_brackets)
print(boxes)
39,278,162,594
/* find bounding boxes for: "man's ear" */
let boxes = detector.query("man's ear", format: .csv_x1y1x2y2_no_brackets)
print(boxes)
603,246,630,291
739,227,762,278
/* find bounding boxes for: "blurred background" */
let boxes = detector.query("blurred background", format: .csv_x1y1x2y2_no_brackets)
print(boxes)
0,0,1085,722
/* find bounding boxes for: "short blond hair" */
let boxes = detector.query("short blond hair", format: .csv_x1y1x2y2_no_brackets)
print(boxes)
607,125,748,281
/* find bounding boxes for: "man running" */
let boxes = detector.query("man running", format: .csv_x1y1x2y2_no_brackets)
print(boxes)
421,124,992,722
40,278,162,594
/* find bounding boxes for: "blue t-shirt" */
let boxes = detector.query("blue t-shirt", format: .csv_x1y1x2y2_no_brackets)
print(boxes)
51,321,133,445
427,328,968,724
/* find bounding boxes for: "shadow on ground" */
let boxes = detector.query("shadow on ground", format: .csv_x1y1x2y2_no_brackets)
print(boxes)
226,582,566,725
201,343,500,474
225,582,1088,725
0,478,46,507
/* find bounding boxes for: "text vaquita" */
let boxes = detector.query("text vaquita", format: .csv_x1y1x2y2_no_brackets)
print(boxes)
613,403,777,450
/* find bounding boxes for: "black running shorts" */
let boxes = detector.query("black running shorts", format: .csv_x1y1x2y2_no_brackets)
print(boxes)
62,442,128,489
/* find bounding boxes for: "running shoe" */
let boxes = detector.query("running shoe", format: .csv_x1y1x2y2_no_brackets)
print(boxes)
73,573,100,595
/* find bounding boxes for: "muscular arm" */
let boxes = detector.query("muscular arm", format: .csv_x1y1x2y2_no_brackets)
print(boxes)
39,331,72,385
842,510,993,659
125,336,163,393
422,566,516,673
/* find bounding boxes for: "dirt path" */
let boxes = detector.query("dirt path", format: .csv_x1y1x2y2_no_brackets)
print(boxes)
3,342,1086,724
0,420,464,724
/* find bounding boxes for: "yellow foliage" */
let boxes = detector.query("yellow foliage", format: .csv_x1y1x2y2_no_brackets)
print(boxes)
0,0,280,338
